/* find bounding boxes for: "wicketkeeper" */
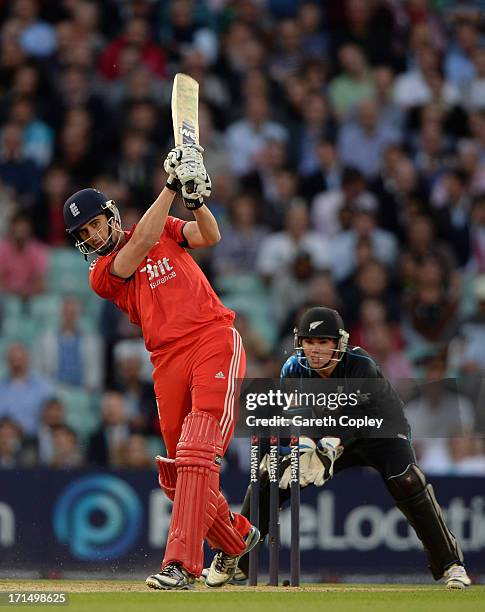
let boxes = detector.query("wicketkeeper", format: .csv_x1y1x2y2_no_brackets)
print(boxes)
209,307,471,589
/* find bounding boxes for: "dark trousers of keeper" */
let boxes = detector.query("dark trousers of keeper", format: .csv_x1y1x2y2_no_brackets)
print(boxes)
239,436,465,580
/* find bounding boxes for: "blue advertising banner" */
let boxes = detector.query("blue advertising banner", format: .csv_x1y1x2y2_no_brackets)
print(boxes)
1,467,484,576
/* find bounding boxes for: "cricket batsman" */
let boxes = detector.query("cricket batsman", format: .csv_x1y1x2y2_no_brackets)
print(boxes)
209,307,471,589
63,145,259,590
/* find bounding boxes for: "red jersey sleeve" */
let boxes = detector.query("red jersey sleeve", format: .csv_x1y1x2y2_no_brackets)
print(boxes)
89,253,129,301
164,216,189,246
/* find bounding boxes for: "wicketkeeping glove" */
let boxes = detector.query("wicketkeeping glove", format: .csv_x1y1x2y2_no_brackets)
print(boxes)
163,144,204,192
279,437,316,489
312,437,344,486
279,436,343,488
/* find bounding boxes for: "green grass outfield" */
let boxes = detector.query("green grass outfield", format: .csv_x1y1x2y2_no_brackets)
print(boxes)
0,581,484,612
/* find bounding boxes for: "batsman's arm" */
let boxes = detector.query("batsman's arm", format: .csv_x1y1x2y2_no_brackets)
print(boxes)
111,187,176,278
183,206,221,248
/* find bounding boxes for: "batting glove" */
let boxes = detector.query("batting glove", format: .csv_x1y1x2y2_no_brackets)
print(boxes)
176,159,212,210
164,144,204,192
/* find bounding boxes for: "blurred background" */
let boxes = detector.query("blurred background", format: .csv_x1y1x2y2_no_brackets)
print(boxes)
1,0,485,581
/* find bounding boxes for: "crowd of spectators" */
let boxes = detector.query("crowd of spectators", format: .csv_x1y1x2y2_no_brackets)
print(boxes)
0,0,485,473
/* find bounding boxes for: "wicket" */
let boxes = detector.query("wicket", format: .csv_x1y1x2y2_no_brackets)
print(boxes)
248,432,300,586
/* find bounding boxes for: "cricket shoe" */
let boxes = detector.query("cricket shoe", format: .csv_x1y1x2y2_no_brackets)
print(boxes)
200,566,248,586
443,564,471,589
205,525,260,588
145,562,195,590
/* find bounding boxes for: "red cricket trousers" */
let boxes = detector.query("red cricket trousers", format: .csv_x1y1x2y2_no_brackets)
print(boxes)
151,323,245,457
151,322,250,571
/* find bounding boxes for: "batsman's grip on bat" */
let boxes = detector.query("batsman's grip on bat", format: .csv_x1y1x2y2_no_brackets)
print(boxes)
164,144,204,193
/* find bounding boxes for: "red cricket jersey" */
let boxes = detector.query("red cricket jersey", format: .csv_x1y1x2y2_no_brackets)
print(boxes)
89,216,234,351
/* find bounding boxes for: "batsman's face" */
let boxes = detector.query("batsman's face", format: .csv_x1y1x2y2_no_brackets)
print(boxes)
78,214,110,249
302,337,337,368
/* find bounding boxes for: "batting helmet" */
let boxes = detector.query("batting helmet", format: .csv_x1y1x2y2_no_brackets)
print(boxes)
63,188,122,258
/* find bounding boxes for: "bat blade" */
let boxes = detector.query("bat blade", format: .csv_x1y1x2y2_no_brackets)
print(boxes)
171,73,199,147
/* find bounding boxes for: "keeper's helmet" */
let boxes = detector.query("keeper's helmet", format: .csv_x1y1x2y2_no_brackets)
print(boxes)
63,188,122,258
294,306,349,369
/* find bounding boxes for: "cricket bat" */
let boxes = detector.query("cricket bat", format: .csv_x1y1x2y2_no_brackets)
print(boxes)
172,73,199,146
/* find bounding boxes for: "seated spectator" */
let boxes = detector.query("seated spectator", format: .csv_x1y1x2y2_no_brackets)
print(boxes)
212,193,269,280
124,98,161,144
234,312,271,378
160,1,217,67
413,122,451,187
403,254,460,344
37,397,66,466
271,251,315,330
466,46,485,110
49,425,84,469
114,351,158,435
34,296,104,391
256,202,332,283
268,17,304,84
297,3,328,59
98,17,166,81
306,272,341,312
373,153,429,238
449,436,485,475
330,208,398,282
456,139,485,194
277,272,342,352
0,122,42,205
399,215,456,291
405,351,475,474
350,298,405,355
434,168,471,266
8,95,54,167
105,129,156,207
448,276,485,376
299,138,343,201
393,44,460,109
196,102,230,177
311,167,378,239
365,322,413,379
296,93,336,176
445,19,479,88
241,138,288,208
100,297,147,388
225,94,288,176
328,43,375,118
339,259,401,328
50,65,107,133
0,418,24,468
373,65,403,130
33,164,72,246
12,0,57,59
260,168,304,230
87,391,131,467
338,99,401,179
0,212,48,299
0,343,53,436
466,193,485,273
331,0,397,66
120,433,152,469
